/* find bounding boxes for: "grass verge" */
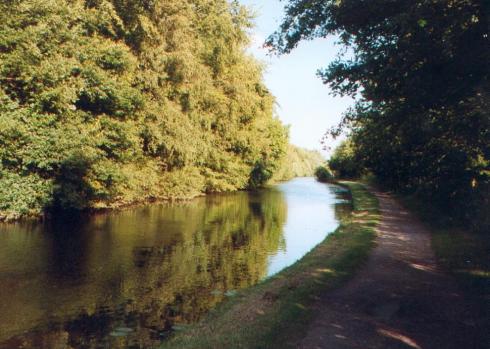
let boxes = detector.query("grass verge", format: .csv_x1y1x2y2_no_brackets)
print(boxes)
400,195,490,325
160,181,379,349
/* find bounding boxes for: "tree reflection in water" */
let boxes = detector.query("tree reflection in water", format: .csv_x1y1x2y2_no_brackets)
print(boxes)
0,179,348,349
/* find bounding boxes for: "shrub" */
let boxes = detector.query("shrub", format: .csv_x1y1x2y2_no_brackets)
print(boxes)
314,166,333,182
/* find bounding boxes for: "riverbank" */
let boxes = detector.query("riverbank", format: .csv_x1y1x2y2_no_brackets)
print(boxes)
0,192,207,223
1,178,348,349
160,181,379,348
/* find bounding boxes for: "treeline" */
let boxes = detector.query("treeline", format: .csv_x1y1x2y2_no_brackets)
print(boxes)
272,145,324,182
0,0,289,220
270,0,489,231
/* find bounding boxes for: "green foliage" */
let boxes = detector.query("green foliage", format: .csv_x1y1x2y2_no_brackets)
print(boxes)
328,140,364,179
269,0,489,230
314,166,333,183
271,144,325,182
0,0,288,220
0,170,52,220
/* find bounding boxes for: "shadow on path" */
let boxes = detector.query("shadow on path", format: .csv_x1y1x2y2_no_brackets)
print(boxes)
299,189,486,349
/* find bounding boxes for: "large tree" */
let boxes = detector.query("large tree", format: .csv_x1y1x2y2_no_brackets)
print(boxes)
269,0,489,228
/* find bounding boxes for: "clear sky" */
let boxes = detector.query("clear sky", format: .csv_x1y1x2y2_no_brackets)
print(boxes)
239,0,353,156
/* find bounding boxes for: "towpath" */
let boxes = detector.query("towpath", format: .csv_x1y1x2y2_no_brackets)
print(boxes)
299,188,486,349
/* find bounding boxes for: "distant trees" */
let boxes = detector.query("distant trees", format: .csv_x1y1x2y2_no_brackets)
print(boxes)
269,0,489,230
271,145,325,181
328,140,363,179
0,0,288,220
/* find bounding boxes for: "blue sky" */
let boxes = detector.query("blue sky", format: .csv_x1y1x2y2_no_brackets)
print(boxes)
239,0,353,156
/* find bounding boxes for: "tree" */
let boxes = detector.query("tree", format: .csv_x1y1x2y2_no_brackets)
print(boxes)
0,0,288,220
268,0,489,229
328,140,363,179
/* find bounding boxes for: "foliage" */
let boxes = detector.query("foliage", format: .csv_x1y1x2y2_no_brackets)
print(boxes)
328,140,364,179
0,0,288,220
269,0,489,231
314,165,333,182
271,144,325,182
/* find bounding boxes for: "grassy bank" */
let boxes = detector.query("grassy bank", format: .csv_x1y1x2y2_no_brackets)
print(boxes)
400,196,490,324
161,182,379,348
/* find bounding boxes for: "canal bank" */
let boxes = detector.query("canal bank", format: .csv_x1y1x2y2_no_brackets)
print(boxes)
160,182,379,348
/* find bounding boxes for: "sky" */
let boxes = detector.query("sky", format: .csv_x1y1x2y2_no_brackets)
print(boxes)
239,0,353,156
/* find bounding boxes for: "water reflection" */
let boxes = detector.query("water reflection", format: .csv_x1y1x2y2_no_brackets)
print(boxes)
0,178,349,349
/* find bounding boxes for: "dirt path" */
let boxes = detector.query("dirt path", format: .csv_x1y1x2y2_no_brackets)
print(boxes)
299,188,484,349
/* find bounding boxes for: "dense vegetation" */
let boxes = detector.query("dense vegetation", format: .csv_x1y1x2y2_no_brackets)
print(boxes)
314,165,333,183
272,144,324,182
0,0,290,220
269,0,489,231
328,140,363,179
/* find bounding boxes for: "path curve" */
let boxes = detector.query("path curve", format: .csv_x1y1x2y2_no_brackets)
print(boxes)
299,188,484,349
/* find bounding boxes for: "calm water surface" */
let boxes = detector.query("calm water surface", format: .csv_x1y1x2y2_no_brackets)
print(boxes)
0,178,351,349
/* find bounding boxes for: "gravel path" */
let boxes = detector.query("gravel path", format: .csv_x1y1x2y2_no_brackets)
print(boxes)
299,189,485,349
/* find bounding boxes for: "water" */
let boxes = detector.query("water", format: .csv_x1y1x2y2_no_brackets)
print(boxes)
0,178,351,349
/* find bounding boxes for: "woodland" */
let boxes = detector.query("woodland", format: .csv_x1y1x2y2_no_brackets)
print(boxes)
271,0,489,231
0,0,323,220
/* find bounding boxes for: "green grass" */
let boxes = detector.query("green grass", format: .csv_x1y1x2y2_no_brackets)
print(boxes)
399,195,490,324
160,181,379,349
432,231,490,293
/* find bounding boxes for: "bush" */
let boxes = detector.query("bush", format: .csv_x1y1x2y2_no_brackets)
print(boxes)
314,166,333,182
